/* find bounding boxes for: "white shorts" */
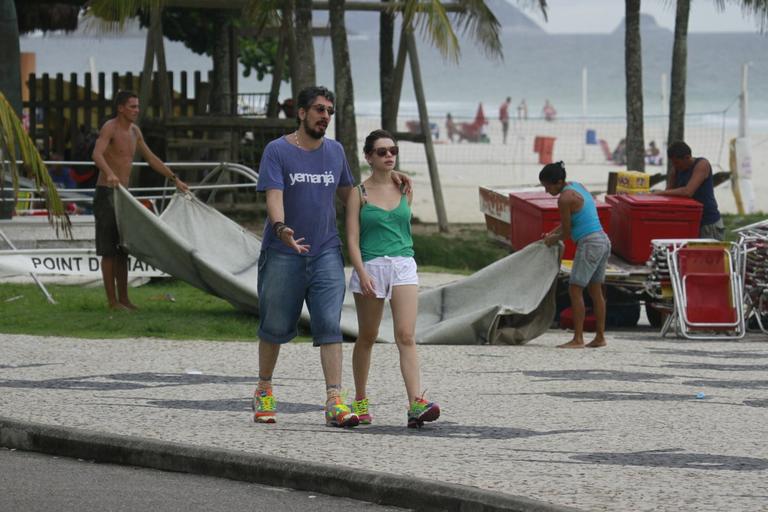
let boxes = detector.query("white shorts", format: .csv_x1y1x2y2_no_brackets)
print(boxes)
349,256,419,300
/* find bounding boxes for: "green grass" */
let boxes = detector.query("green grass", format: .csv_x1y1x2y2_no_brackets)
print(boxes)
0,279,311,343
722,212,766,241
412,226,510,272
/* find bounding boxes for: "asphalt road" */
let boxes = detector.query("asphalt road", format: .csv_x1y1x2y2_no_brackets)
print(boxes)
0,448,411,512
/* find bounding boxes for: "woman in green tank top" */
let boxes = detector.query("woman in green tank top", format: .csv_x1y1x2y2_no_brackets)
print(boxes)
345,130,440,429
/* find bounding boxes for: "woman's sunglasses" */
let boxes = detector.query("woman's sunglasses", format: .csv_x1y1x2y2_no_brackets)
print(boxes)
373,146,399,157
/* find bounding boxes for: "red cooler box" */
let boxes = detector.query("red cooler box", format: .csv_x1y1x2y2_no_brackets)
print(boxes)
605,194,703,264
508,191,552,246
510,195,612,259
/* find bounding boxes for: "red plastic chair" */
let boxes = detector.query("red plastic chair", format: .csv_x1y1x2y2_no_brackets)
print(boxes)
665,242,745,339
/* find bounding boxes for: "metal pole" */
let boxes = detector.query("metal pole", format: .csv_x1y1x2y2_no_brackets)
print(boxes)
581,66,587,161
0,229,57,304
739,63,749,138
660,73,667,146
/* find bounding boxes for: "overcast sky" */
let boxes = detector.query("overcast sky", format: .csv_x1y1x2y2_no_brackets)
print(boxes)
527,0,766,33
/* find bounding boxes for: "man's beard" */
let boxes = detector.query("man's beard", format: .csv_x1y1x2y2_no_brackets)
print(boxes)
302,118,326,139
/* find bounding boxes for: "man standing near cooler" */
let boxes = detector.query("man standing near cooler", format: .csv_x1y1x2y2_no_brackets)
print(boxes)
658,141,724,241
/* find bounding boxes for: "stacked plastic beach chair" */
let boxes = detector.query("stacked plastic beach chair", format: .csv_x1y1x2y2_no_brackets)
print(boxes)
647,238,745,339
644,240,677,322
734,219,768,334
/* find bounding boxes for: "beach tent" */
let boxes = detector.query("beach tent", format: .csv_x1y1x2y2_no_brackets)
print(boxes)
114,187,560,345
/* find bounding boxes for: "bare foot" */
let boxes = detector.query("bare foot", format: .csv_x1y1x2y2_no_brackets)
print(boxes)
119,301,139,311
108,302,129,311
586,337,607,348
557,339,585,349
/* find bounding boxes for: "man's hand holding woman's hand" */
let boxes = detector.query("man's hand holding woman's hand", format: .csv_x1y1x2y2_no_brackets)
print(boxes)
392,171,413,194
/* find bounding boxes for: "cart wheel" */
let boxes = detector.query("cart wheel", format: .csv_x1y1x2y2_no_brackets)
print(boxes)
645,302,663,328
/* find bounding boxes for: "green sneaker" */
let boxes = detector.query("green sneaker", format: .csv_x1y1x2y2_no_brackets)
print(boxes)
325,397,359,428
252,389,276,424
407,396,440,428
352,397,372,425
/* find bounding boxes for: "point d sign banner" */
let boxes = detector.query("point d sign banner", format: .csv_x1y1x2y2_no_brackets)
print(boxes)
0,249,167,278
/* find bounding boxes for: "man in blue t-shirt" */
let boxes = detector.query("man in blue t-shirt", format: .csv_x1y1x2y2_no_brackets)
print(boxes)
252,85,409,429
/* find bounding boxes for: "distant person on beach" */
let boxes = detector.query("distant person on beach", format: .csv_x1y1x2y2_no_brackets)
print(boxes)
445,113,457,142
542,99,557,122
657,141,724,240
540,161,609,349
645,140,663,166
499,97,511,144
252,86,412,428
91,90,188,311
346,129,440,429
517,99,528,120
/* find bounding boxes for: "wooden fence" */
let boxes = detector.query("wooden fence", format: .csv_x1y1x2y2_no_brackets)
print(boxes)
23,70,213,159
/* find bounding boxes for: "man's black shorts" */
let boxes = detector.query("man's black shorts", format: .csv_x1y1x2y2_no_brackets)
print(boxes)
93,186,125,257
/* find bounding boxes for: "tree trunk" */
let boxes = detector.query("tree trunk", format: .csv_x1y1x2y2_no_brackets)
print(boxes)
625,0,645,172
379,1,395,133
284,1,300,102
0,0,22,116
329,0,360,182
267,13,289,118
210,12,234,184
294,0,316,91
667,0,690,186
211,12,232,115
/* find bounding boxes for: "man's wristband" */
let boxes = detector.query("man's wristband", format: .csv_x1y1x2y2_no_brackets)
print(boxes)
273,221,287,238
168,174,177,182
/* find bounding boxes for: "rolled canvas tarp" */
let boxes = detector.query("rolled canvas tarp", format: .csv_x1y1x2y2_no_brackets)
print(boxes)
115,187,560,345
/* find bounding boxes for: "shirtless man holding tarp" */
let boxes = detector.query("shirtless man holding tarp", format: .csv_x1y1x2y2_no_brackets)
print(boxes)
92,90,188,310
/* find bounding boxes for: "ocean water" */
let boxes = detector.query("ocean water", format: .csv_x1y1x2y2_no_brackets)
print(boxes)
20,28,768,125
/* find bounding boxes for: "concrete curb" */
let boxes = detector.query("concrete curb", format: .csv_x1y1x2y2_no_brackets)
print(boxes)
0,416,580,512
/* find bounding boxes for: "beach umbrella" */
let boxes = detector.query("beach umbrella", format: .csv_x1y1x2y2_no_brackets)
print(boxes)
475,103,488,125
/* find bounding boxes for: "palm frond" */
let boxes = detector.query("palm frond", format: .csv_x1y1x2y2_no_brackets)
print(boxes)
515,0,549,22
453,0,504,61
83,0,165,33
243,0,283,33
403,0,461,62
0,92,71,238
731,0,768,32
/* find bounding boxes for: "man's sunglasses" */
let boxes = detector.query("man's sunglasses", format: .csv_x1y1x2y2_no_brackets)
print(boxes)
373,146,399,157
310,105,335,116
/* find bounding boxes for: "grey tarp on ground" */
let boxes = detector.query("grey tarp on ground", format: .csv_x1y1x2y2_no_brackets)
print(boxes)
114,186,560,345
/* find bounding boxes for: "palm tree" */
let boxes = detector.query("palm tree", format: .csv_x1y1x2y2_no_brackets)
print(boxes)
293,0,317,91
329,0,360,181
667,0,768,186
666,0,689,186
1,0,83,116
625,0,645,172
379,0,548,131
0,0,22,115
0,92,70,234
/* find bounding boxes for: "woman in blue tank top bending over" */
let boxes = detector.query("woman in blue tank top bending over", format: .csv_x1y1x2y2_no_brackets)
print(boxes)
540,161,611,349
345,129,440,428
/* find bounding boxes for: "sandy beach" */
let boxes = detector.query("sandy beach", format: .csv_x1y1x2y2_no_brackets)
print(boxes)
346,116,768,224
